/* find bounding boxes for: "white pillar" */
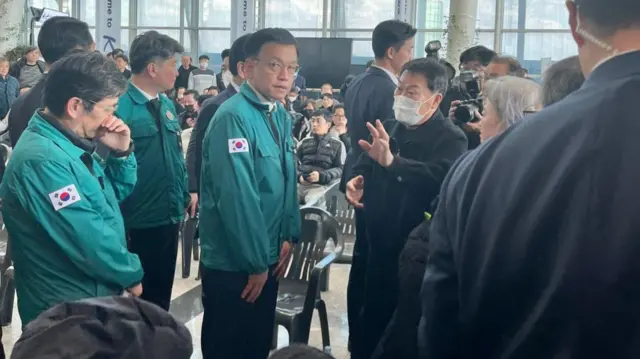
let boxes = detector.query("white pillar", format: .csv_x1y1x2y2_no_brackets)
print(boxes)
0,0,26,55
446,0,479,68
96,0,121,53
231,0,255,43
394,0,414,24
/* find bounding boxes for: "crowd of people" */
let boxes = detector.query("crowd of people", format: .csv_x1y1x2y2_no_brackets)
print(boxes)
0,0,638,358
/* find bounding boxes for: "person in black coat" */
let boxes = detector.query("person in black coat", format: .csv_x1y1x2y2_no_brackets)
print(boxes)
176,55,197,91
216,48,231,91
345,58,467,359
419,2,640,359
340,20,417,357
185,33,251,197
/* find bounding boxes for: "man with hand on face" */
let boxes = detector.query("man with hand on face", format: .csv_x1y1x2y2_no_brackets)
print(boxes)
188,55,217,95
116,31,190,312
0,52,143,326
345,58,467,359
199,28,301,359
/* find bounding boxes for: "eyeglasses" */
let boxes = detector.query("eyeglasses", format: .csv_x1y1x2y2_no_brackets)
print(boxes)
83,99,118,114
254,58,300,75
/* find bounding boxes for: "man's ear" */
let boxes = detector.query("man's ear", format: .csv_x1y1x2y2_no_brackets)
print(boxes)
566,0,585,47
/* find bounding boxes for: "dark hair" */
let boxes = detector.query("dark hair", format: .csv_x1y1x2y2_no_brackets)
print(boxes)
400,57,449,95
269,344,334,359
184,89,199,98
332,104,345,113
311,109,333,123
199,55,209,61
38,17,94,65
459,45,496,67
115,54,129,63
25,46,39,55
197,94,212,107
303,99,316,109
321,93,333,100
490,56,524,77
221,49,230,60
208,86,218,91
229,33,252,77
129,31,184,74
371,20,417,59
542,55,585,107
244,28,297,59
112,48,124,56
575,0,640,36
44,52,127,117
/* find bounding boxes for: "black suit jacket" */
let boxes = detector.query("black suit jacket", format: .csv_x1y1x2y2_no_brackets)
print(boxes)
8,75,47,147
420,51,640,359
186,84,237,192
216,72,226,92
340,66,396,189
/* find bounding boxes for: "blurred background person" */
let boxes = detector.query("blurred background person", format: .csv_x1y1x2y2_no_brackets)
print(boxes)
0,52,143,326
115,54,132,79
330,104,350,154
9,46,45,89
176,55,197,91
485,55,525,79
216,48,232,91
0,58,19,122
189,55,216,94
9,17,95,148
542,55,585,107
178,89,199,130
319,92,335,111
286,86,302,112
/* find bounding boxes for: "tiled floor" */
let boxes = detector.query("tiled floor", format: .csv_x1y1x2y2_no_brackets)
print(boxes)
0,245,352,359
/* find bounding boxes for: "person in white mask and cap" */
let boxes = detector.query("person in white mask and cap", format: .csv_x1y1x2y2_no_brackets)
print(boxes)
188,55,216,94
344,57,467,359
419,1,640,359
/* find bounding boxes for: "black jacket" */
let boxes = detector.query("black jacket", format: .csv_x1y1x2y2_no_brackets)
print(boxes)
11,296,192,359
341,66,396,190
8,59,45,80
8,74,46,147
296,133,346,185
175,65,197,90
420,51,640,359
216,72,226,91
353,112,467,247
186,84,237,192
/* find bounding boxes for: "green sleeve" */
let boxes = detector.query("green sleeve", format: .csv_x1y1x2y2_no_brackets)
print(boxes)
206,113,270,274
16,160,144,289
105,153,138,202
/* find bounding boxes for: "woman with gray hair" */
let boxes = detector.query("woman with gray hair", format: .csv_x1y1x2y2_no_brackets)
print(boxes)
479,75,541,142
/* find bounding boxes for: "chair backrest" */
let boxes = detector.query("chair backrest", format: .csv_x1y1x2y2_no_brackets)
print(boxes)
284,207,342,283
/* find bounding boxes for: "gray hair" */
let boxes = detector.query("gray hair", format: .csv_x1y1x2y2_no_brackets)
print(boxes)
483,75,541,129
542,56,585,107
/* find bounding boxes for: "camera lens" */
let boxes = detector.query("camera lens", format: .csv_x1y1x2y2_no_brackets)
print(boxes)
454,104,475,123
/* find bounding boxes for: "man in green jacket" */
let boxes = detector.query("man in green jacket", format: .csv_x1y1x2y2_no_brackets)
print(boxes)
115,31,190,311
199,28,301,358
0,52,143,326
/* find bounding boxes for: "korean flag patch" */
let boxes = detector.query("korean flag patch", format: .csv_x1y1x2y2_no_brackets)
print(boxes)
228,138,249,153
49,184,81,211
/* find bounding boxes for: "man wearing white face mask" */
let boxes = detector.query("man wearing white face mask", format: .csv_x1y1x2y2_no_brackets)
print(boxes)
420,1,640,358
345,57,467,359
188,55,216,95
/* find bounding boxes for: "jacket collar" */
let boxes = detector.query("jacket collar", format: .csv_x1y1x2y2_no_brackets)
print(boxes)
126,81,159,105
240,82,278,113
367,66,398,86
586,50,640,85
31,110,96,159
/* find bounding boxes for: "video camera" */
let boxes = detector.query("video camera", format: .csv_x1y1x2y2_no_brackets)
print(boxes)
453,71,484,123
425,40,442,59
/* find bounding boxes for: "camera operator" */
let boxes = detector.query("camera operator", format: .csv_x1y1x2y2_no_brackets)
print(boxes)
345,58,467,359
178,90,199,129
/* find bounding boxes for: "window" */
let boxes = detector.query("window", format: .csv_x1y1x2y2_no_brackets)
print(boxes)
79,0,129,28
415,0,497,30
344,0,394,29
265,0,327,28
200,0,231,27
137,0,181,27
352,39,374,59
198,30,231,59
523,32,575,60
291,30,324,38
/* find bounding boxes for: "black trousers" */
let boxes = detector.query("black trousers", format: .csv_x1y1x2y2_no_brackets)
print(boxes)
347,209,369,357
201,265,279,359
128,223,180,311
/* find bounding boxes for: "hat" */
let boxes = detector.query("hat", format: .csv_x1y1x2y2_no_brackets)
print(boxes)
11,296,193,359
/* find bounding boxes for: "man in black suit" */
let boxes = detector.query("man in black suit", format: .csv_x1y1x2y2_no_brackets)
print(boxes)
186,35,251,200
216,49,230,92
341,19,416,359
420,1,640,359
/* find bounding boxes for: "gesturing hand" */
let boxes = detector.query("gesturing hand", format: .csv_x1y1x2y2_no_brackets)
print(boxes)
346,175,364,209
97,115,131,152
358,120,394,168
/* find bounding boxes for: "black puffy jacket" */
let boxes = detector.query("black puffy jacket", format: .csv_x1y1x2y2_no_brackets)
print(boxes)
296,133,345,185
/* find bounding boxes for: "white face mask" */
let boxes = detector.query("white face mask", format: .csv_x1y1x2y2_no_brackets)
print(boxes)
393,94,436,127
200,62,208,70
288,96,297,102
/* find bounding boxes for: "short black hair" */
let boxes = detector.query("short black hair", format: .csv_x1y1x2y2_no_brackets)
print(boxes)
229,33,252,77
311,109,333,123
244,28,297,59
221,49,230,60
38,17,94,65
303,99,316,109
371,20,417,59
197,94,212,107
112,48,124,56
183,89,199,100
490,56,524,76
321,93,333,99
129,31,184,74
542,55,585,107
575,0,640,36
44,52,127,117
332,104,345,113
400,58,449,95
199,55,209,61
208,86,218,91
459,45,496,67
269,344,334,359
115,54,129,63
